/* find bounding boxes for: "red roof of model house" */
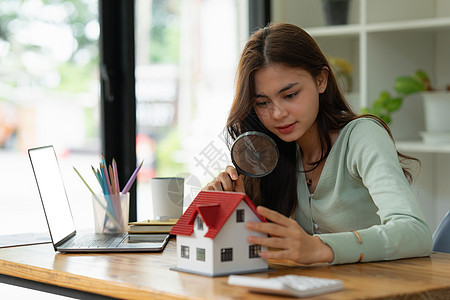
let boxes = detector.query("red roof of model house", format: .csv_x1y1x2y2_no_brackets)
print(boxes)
170,191,266,238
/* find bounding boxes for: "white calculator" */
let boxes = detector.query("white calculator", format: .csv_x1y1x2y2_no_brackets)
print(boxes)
228,274,344,298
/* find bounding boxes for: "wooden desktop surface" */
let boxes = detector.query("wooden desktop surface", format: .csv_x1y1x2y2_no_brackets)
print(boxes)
0,239,449,299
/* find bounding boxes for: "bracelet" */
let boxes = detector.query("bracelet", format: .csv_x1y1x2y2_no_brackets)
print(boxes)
352,230,363,262
352,230,362,244
357,253,364,263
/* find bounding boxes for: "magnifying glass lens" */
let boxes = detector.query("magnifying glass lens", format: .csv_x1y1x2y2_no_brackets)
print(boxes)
231,132,279,177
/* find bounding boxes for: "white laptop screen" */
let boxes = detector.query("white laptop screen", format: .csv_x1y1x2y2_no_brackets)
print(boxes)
29,146,76,245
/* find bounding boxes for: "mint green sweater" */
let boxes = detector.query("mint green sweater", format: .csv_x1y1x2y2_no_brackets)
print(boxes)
295,118,432,264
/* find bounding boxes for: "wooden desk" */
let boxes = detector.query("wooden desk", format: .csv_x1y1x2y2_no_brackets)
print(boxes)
0,239,449,299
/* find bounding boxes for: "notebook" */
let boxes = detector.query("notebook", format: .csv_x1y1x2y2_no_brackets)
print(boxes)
28,145,170,253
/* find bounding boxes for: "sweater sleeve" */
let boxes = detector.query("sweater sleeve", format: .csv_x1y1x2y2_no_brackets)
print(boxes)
316,119,432,264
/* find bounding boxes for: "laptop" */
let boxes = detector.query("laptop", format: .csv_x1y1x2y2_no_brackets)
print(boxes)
28,145,170,253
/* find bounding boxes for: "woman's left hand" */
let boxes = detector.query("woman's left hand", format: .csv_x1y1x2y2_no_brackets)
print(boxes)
247,206,334,265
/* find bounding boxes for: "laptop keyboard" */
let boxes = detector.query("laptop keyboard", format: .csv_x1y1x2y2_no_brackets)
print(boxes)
61,233,126,249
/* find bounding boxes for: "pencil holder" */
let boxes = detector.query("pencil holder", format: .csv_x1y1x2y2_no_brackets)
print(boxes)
93,193,130,233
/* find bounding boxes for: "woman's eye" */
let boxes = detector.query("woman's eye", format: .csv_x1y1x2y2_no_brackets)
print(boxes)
255,101,268,106
285,91,299,99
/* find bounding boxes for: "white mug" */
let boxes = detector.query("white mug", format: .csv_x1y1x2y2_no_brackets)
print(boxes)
151,177,184,220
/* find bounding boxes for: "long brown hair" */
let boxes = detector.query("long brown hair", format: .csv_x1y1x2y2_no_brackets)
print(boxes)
226,23,417,217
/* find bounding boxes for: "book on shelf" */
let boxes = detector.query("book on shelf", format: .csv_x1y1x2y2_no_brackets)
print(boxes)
128,219,178,234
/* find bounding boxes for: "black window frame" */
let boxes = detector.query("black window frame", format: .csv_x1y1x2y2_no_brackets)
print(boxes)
220,248,233,262
197,216,204,230
249,244,261,258
236,209,245,223
197,248,206,261
99,0,137,222
181,245,190,259
248,0,271,34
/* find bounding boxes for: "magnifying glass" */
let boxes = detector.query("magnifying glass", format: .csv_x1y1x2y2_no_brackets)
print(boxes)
231,131,279,177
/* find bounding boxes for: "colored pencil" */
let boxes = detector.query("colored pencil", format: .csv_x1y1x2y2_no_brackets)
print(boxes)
73,167,120,227
100,163,112,195
109,165,117,195
112,159,120,194
121,160,144,194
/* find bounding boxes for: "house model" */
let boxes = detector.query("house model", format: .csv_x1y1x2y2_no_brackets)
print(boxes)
170,190,268,277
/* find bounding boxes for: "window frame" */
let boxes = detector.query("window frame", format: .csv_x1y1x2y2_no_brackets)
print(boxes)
181,245,190,259
99,0,137,221
220,248,233,262
249,244,261,258
197,248,206,261
236,209,245,223
197,216,204,230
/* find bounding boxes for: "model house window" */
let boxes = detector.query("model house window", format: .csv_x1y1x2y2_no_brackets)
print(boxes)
197,216,204,230
236,209,245,222
181,245,190,259
249,244,261,258
197,248,206,261
221,248,233,262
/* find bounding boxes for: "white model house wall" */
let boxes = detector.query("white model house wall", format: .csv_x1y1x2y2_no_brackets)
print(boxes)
211,202,268,275
176,201,268,276
176,226,214,275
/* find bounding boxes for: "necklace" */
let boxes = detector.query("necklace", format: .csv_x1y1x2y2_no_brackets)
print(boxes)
305,175,312,186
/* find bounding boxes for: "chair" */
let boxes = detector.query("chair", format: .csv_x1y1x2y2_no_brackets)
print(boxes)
432,211,450,253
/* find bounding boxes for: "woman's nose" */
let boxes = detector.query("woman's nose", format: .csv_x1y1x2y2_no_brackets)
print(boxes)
271,102,288,119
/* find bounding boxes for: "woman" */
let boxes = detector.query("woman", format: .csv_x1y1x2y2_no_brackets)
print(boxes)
203,23,432,265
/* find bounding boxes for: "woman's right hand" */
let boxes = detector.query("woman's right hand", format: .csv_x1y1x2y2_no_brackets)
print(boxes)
202,165,245,193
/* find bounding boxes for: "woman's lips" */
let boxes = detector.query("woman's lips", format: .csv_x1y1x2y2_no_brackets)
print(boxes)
276,122,296,134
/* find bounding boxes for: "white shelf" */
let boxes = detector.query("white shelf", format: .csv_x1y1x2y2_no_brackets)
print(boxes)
305,24,361,37
396,141,450,154
366,17,450,33
305,17,450,38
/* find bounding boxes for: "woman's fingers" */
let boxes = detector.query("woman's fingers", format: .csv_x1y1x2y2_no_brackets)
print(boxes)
225,165,239,180
202,180,225,191
202,166,244,192
248,235,286,249
247,221,286,238
202,173,232,191
256,206,295,227
233,174,245,193
216,172,234,191
247,206,334,264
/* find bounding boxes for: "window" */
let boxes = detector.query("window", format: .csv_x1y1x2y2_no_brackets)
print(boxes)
197,248,205,261
134,0,249,221
197,216,204,230
0,0,255,238
220,248,233,262
236,209,245,223
249,244,261,258
0,0,100,235
181,245,189,259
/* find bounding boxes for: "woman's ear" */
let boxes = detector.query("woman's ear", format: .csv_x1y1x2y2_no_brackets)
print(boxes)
317,67,329,94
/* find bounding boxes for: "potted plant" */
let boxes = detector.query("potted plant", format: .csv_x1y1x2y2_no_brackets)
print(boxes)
361,70,450,142
322,0,351,26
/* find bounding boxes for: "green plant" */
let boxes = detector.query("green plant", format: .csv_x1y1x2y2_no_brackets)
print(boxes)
361,70,432,124
155,128,187,176
329,56,353,92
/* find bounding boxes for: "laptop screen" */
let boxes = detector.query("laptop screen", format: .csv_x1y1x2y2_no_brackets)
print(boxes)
29,146,76,245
